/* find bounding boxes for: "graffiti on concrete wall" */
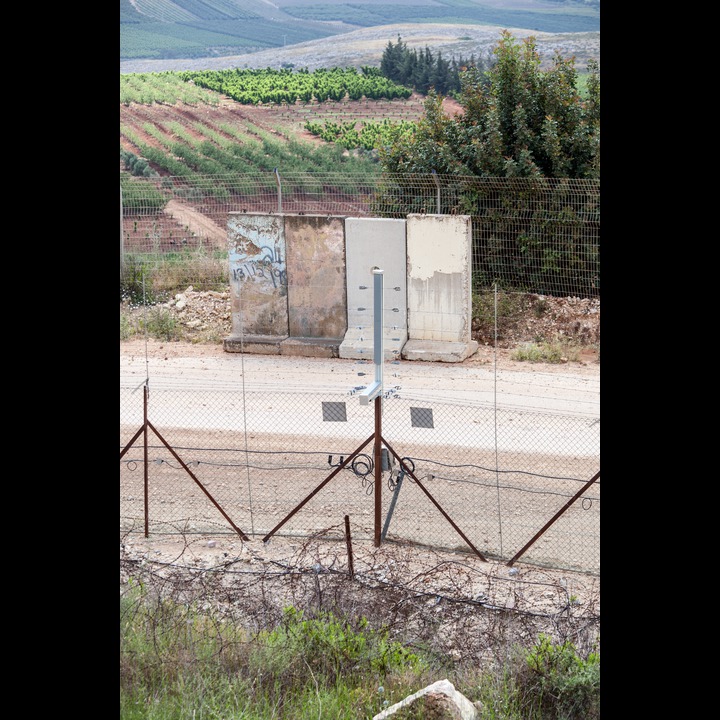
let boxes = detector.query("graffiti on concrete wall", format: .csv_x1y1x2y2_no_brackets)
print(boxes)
231,245,287,289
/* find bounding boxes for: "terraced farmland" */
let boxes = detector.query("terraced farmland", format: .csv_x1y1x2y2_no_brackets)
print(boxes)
120,92,435,158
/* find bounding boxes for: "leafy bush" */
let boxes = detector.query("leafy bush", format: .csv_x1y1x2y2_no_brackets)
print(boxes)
119,304,180,342
253,606,425,688
139,307,179,341
519,633,600,719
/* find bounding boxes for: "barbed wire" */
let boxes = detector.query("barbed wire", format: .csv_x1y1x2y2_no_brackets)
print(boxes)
120,520,600,666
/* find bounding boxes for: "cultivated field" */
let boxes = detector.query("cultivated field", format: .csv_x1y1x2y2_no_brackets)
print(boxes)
120,90,461,253
120,92,434,159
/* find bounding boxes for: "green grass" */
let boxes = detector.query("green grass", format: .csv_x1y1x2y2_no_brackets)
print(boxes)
119,590,599,719
120,252,229,342
511,340,582,364
120,305,180,342
119,311,135,341
121,251,228,298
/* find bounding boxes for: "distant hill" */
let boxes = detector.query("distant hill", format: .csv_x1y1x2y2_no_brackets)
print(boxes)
120,23,599,77
120,0,600,63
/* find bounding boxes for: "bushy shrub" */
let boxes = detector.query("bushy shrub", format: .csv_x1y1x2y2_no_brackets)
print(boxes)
252,606,425,688
519,633,600,719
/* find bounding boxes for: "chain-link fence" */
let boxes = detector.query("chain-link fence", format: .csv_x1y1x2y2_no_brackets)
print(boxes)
120,351,599,575
120,172,600,299
120,172,600,575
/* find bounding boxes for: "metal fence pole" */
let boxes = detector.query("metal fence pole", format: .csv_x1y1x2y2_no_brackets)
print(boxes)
120,185,124,280
274,168,282,213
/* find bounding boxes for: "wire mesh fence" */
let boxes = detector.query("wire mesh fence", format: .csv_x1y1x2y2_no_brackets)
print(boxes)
120,172,600,299
120,351,599,575
120,172,600,575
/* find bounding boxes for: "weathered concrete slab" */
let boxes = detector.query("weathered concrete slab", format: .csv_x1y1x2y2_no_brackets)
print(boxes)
223,334,286,355
283,214,346,357
285,214,347,337
280,336,340,358
401,339,478,362
224,213,288,352
403,214,477,362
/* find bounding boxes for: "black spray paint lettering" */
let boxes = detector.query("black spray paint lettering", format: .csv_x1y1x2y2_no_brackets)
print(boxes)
232,245,287,288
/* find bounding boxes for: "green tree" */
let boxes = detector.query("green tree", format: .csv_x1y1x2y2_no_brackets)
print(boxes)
380,35,406,80
399,49,417,88
430,51,452,95
378,30,600,180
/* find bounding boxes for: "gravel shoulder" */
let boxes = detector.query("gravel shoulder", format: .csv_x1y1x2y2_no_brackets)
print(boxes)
120,287,600,376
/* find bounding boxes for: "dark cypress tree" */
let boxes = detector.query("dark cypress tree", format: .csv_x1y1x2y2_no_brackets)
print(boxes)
414,48,433,94
380,35,407,82
448,58,461,95
431,52,452,94
399,49,417,87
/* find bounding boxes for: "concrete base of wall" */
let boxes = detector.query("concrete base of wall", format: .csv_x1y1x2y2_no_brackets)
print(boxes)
280,337,342,358
223,335,287,354
224,335,343,358
401,339,479,363
339,328,406,362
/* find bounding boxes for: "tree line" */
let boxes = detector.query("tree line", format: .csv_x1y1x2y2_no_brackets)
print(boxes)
380,34,495,96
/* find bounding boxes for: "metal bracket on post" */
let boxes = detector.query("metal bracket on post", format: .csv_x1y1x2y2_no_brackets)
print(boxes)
358,268,383,406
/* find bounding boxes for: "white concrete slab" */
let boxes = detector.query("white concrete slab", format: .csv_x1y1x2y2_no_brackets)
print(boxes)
340,217,408,361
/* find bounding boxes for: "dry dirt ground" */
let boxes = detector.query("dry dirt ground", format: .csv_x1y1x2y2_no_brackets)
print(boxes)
121,286,600,368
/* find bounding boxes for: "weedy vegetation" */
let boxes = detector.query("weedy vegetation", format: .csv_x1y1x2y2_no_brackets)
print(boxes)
120,586,599,719
511,340,582,364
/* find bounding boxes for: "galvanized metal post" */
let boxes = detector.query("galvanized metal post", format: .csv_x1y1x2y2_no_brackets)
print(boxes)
372,268,384,546
274,168,282,213
432,169,440,214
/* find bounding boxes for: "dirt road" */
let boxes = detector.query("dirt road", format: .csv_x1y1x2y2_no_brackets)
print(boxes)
120,338,600,419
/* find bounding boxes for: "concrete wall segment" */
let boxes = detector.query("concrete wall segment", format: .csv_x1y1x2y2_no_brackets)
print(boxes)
340,217,408,361
406,214,473,343
224,212,477,362
284,214,347,339
226,212,288,338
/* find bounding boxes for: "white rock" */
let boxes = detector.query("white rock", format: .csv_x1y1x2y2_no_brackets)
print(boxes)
372,678,479,719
